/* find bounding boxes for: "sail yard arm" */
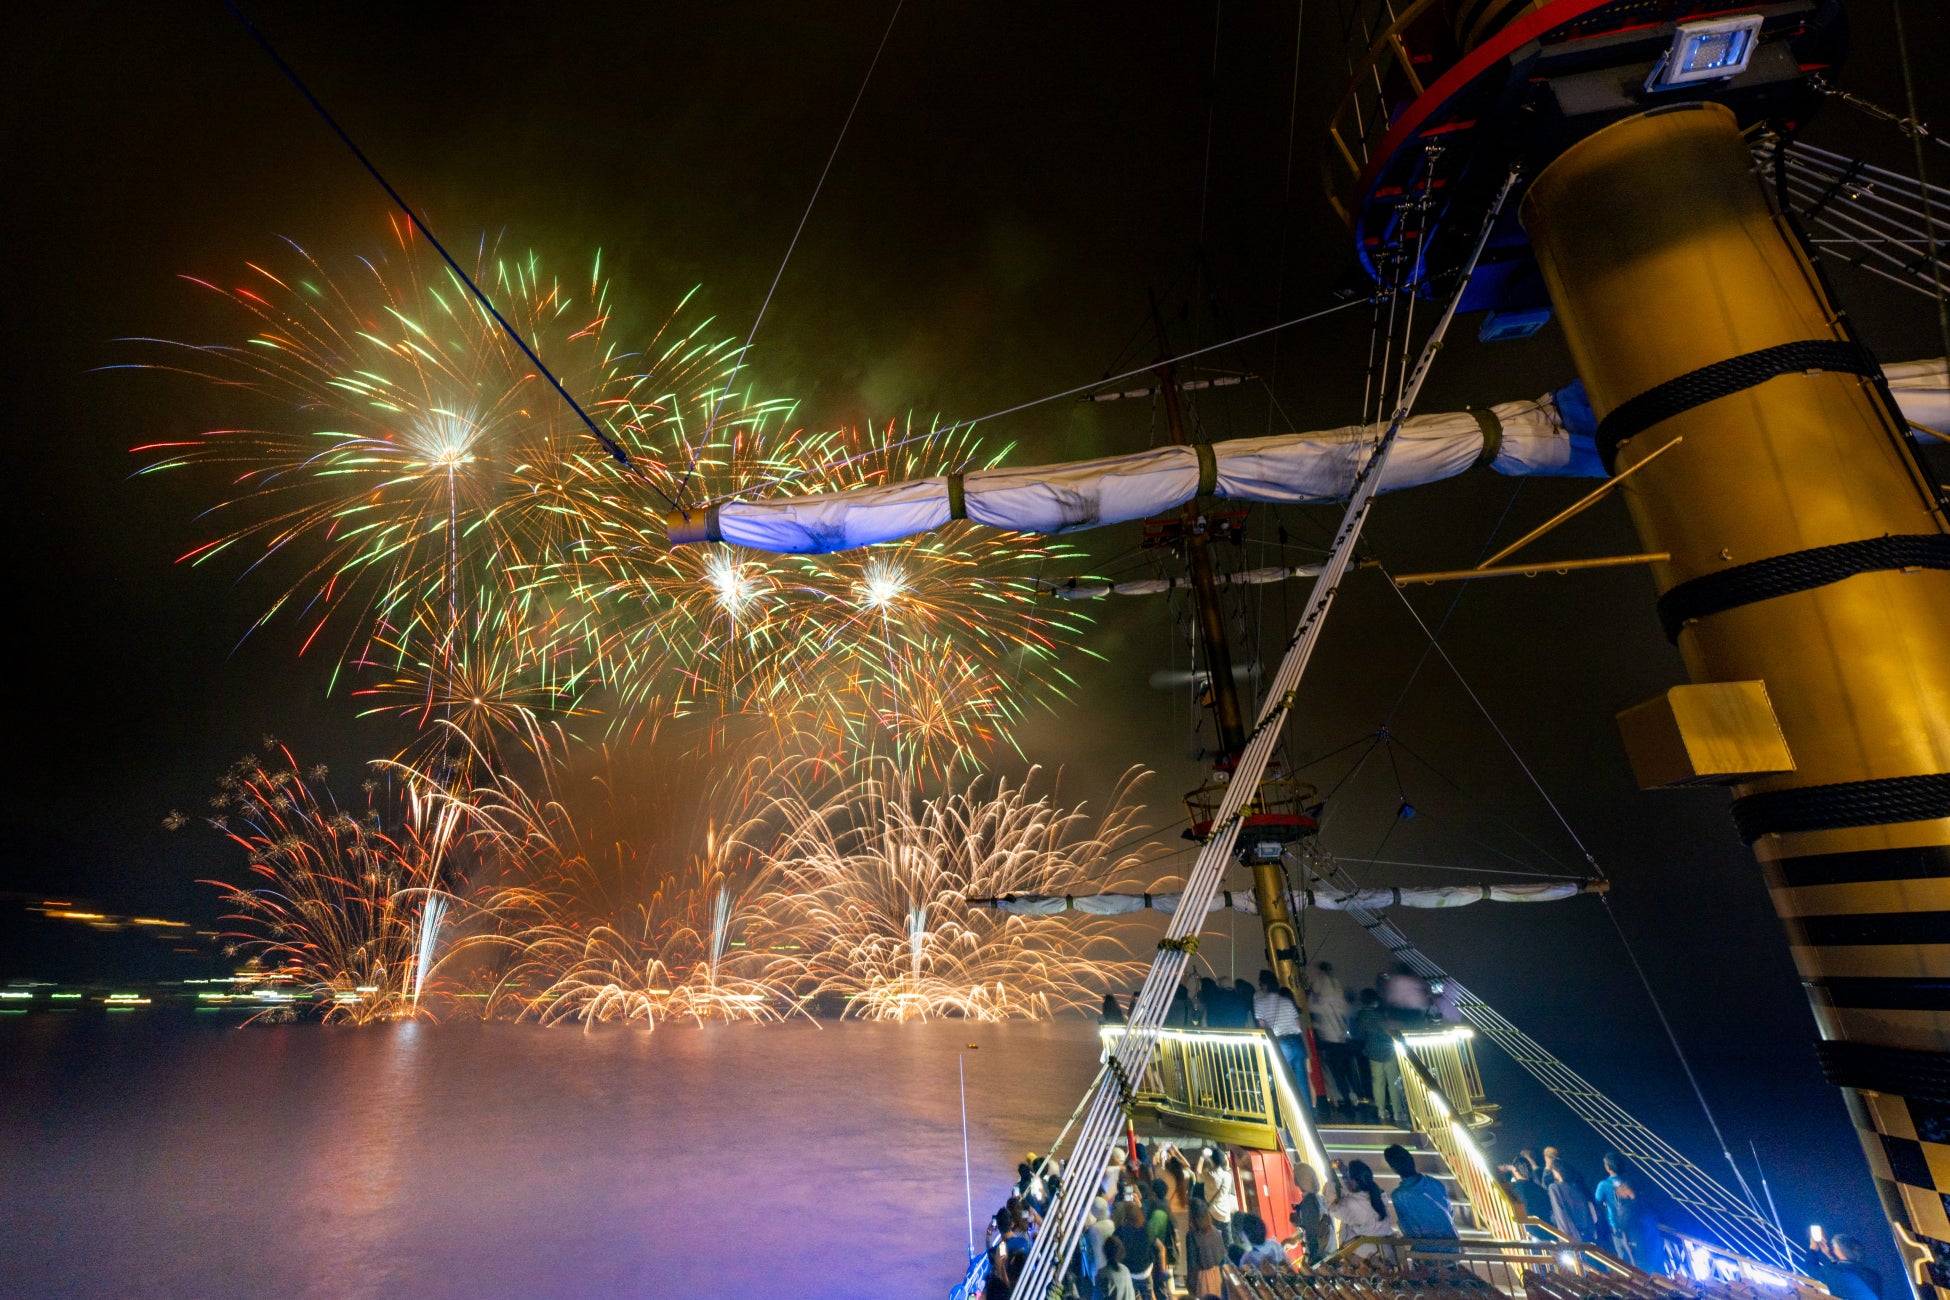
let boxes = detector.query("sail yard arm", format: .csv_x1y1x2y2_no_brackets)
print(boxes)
1004,167,1525,1300
968,879,1608,915
664,362,1948,554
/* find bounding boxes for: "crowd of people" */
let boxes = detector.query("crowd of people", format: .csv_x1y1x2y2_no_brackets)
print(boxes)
1495,1147,1662,1265
1005,964,1889,1299
977,1135,1468,1299
1101,961,1448,1125
978,1135,1884,1300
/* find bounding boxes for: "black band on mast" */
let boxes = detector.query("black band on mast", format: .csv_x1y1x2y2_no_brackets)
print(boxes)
1731,772,1950,842
1658,533,1950,641
1595,338,1874,471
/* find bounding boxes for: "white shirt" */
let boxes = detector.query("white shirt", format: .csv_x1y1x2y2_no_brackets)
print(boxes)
1322,1176,1399,1253
1206,1165,1239,1220
1254,989,1305,1037
1243,1238,1289,1267
1084,1215,1113,1277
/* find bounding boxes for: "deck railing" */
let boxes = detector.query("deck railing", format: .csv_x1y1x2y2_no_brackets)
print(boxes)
1656,1227,1827,1300
1394,1031,1525,1240
1401,1023,1493,1124
1237,1235,1681,1299
1099,1024,1331,1177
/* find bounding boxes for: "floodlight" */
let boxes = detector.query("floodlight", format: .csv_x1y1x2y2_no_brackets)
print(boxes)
1645,14,1764,92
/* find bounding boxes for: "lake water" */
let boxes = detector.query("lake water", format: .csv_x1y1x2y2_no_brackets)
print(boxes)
0,1013,1103,1298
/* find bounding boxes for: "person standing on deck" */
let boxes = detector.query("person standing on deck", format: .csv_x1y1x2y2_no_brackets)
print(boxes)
1808,1233,1884,1300
1111,1200,1160,1300
1197,1147,1237,1236
1082,1197,1114,1285
1234,979,1260,1032
1253,969,1310,1086
1385,1143,1459,1251
1353,988,1406,1124
1594,1155,1663,1272
1163,1153,1194,1285
1311,961,1359,1113
1541,1154,1600,1244
1095,1235,1139,1300
1502,1155,1554,1223
1185,1202,1228,1297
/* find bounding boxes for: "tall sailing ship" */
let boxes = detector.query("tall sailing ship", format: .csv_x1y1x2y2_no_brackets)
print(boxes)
669,1,1950,1297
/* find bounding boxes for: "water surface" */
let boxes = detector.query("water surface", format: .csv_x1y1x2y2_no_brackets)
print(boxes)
1,1013,1101,1298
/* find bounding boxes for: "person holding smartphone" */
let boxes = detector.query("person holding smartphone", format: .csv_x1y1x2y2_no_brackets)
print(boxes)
1807,1229,1883,1300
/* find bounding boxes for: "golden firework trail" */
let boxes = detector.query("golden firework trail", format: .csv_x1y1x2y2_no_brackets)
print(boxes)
129,225,1092,776
198,746,471,1025
757,759,1155,1022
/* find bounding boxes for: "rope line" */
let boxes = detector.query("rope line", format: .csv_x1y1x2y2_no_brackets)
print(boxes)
672,0,906,509
1889,0,1950,370
217,0,675,509
697,297,1368,506
1378,565,1772,1222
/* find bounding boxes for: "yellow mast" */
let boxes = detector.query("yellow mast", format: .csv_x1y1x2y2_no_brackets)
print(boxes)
1523,102,1950,1292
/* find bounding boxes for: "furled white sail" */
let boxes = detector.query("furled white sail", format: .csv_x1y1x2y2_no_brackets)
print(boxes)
666,360,1947,553
972,880,1599,916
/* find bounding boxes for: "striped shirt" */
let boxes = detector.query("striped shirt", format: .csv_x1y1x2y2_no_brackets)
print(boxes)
1253,989,1305,1036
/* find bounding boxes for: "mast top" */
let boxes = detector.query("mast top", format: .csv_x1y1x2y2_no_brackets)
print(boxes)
1324,0,1845,316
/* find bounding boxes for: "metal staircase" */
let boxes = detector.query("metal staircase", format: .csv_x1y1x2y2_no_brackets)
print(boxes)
1315,1123,1487,1232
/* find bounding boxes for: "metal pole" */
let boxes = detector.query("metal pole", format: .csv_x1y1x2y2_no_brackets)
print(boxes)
961,1054,975,1262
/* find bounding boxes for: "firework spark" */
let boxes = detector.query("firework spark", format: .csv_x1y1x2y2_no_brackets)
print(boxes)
758,759,1153,1021
131,228,1091,776
458,754,810,1028
200,747,471,1025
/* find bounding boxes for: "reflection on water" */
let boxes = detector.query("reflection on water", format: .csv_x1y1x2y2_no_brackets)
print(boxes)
0,1014,1101,1298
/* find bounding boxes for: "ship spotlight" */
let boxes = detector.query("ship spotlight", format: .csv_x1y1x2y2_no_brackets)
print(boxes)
1646,14,1763,92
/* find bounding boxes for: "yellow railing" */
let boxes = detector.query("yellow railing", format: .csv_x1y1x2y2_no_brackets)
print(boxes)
1394,1033,1525,1241
1257,1234,1676,1299
1100,1025,1331,1177
1401,1024,1494,1125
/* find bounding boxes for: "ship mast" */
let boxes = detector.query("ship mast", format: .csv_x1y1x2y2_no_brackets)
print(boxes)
1151,306,1321,1094
1322,1,1944,1286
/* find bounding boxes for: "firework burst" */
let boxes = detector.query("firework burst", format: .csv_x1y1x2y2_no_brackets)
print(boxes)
759,759,1153,1021
457,749,810,1028
131,227,1092,777
200,747,471,1025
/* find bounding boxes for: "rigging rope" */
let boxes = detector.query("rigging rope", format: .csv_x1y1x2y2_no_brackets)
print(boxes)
218,1,676,510
1378,564,1774,1233
1889,0,1950,372
1006,164,1521,1300
697,297,1369,506
672,0,906,510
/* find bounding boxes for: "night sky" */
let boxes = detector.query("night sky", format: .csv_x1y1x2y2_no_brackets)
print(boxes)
5,0,1948,1276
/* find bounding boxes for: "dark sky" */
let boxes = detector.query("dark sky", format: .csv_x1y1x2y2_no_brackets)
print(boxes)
5,0,1947,1275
